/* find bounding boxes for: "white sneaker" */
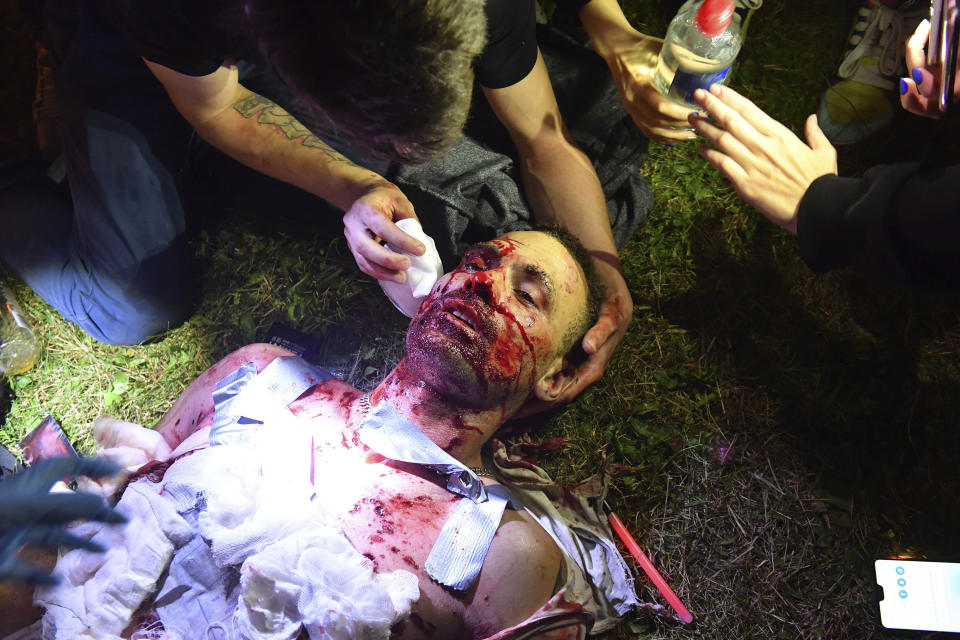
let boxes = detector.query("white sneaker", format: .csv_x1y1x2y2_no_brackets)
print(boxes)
817,0,927,145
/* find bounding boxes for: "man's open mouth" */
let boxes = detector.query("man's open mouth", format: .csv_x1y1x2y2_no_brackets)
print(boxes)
440,299,483,333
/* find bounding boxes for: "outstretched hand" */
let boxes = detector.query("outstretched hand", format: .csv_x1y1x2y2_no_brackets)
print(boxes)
688,84,838,234
342,181,426,283
604,33,698,144
0,457,125,585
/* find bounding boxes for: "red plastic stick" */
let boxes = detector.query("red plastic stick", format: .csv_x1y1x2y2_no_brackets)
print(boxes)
605,503,693,624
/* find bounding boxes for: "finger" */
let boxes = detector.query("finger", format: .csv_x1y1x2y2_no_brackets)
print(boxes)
556,355,607,405
581,314,618,355
633,88,698,125
0,561,59,586
697,144,750,186
355,252,407,282
373,217,425,257
0,492,124,526
689,113,758,171
911,66,935,97
905,19,931,74
15,457,119,493
358,237,413,273
15,526,106,553
899,78,942,118
642,124,698,145
627,95,697,143
698,84,784,139
344,220,412,273
385,192,417,222
804,114,833,151
645,129,696,146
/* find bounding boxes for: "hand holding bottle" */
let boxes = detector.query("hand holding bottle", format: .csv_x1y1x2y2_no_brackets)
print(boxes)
654,0,743,108
575,0,695,144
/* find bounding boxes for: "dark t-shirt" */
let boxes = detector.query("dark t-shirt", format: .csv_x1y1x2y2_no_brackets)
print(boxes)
474,0,538,89
95,0,246,76
96,0,540,88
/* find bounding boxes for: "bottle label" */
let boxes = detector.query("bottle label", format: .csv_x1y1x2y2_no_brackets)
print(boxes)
668,66,731,106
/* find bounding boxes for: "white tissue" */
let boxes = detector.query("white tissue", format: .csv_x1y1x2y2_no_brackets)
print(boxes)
378,218,443,317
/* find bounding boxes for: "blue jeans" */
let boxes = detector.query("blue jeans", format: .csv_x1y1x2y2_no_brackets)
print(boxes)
0,0,329,345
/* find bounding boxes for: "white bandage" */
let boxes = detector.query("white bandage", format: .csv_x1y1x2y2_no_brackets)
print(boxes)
378,218,443,317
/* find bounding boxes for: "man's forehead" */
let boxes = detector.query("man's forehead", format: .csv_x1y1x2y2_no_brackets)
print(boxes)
481,232,586,300
481,231,565,260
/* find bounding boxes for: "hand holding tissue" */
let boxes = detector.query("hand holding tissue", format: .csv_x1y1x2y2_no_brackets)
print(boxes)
378,219,443,317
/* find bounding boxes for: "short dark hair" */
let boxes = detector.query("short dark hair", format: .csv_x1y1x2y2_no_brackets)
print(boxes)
534,224,606,357
245,0,487,163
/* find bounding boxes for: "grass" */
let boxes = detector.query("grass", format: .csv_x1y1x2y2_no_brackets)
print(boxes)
3,0,960,638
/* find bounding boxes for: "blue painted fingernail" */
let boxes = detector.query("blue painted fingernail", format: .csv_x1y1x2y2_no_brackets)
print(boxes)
899,78,908,95
912,68,923,85
665,143,674,149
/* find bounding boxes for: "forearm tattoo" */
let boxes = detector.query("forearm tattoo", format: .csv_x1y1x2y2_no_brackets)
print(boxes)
233,95,351,163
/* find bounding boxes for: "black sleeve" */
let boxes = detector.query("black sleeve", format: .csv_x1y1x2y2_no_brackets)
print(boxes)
796,163,960,289
475,0,539,89
96,0,228,76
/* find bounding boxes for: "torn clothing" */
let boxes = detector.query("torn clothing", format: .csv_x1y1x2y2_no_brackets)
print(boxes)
32,357,643,638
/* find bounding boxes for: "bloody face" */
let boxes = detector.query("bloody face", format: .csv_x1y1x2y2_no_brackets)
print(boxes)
404,231,588,409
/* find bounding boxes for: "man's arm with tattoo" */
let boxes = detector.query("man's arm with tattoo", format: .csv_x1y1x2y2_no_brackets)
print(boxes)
144,59,425,282
231,94,350,163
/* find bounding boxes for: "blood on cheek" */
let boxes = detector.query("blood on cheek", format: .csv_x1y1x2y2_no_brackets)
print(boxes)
422,261,546,389
467,271,540,385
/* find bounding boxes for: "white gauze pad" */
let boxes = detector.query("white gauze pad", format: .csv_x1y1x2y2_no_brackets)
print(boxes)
378,218,443,317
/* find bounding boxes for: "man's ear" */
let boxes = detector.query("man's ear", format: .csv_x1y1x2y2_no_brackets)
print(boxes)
533,355,578,404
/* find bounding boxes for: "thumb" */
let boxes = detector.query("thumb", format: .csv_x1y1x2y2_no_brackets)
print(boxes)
582,315,617,354
804,114,832,151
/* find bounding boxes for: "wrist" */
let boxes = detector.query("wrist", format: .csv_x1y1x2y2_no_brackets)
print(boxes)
594,27,645,63
590,254,632,303
576,0,644,61
330,171,392,211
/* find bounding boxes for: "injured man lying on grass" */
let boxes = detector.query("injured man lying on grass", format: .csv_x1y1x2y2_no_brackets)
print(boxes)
6,228,648,640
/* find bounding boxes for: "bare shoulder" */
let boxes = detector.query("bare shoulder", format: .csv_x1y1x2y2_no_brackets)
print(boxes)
466,504,563,633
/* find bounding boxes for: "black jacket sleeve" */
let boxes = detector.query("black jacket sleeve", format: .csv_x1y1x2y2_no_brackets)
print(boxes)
796,162,960,289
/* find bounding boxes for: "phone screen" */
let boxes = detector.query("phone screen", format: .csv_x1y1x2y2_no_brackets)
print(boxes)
875,559,960,633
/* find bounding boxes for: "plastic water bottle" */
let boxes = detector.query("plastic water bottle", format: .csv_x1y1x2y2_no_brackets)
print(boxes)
0,284,40,377
653,0,743,108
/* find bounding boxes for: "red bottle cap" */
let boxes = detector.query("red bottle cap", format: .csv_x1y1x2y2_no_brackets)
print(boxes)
695,0,735,37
